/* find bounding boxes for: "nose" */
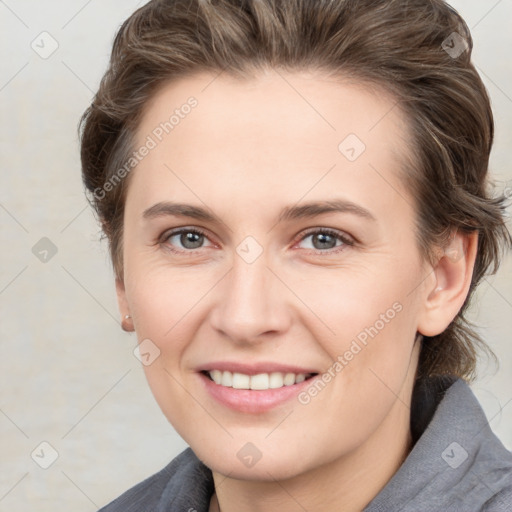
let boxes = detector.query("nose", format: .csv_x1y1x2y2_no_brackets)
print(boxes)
209,252,291,345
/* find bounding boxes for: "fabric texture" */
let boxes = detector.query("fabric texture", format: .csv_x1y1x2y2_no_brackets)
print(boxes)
98,376,512,512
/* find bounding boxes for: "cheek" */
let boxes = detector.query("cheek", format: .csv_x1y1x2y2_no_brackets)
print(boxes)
295,307,418,460
289,264,420,414
287,262,413,340
127,247,422,369
128,269,201,433
122,252,423,473
125,267,197,398
127,261,205,336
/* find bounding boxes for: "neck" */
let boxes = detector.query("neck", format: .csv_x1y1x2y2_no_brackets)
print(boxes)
210,393,413,512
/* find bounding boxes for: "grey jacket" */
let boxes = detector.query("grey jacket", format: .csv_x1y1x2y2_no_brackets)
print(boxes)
98,376,512,511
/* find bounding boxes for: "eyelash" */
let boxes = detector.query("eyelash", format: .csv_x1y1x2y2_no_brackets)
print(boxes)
159,227,355,256
293,228,354,254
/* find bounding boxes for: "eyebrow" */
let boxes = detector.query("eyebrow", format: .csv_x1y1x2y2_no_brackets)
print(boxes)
142,199,376,224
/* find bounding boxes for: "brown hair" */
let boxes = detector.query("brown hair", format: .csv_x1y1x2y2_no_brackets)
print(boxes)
79,0,511,381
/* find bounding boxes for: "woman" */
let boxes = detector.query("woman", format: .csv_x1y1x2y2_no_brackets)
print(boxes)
80,0,512,510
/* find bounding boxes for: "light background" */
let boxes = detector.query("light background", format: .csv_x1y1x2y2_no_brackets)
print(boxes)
0,0,511,510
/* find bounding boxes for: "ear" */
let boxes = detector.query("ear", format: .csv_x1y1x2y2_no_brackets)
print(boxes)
116,277,134,332
416,230,478,337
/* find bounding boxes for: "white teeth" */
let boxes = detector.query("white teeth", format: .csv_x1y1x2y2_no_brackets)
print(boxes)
269,372,284,389
250,373,269,390
283,373,296,386
207,370,311,390
232,372,250,389
210,370,222,385
220,371,233,387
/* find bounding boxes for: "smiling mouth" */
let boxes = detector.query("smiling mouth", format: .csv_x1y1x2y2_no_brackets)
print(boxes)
201,370,318,391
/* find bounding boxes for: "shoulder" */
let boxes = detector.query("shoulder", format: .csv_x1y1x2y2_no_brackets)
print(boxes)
365,376,512,512
426,378,512,510
97,447,214,512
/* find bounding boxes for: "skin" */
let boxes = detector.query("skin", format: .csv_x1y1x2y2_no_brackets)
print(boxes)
116,69,478,512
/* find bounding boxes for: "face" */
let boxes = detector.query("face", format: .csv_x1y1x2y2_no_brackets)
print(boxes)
118,69,434,481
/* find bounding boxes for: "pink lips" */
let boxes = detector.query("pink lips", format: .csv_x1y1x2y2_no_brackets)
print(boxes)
196,361,320,414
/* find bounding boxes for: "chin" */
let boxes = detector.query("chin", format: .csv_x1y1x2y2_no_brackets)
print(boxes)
193,440,317,482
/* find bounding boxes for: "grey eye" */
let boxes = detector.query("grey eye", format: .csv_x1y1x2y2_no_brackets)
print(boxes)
164,229,212,251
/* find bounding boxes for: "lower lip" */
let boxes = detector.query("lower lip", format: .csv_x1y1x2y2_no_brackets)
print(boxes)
198,372,317,413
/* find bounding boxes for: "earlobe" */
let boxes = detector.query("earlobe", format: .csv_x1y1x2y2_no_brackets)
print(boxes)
116,277,134,332
417,231,478,337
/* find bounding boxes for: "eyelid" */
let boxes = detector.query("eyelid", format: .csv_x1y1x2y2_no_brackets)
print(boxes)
159,226,355,254
158,226,214,252
291,227,355,253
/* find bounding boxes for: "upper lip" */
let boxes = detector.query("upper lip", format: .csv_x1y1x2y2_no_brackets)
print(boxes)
197,361,319,376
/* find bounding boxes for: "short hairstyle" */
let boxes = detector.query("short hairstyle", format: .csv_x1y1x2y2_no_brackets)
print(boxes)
79,0,511,381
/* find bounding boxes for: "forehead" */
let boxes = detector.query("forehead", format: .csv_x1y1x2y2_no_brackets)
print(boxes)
137,68,408,150
129,69,414,221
